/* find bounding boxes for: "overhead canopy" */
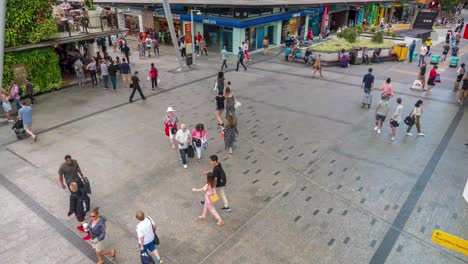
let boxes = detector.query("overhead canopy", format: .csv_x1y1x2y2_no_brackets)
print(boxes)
92,0,393,6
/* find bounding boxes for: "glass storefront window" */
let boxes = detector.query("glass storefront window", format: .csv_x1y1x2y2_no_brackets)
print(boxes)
222,27,233,52
249,9,261,18
220,8,232,17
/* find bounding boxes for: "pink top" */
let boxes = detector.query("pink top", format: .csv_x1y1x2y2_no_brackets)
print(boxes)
191,129,206,139
202,183,216,197
381,83,394,97
429,68,438,79
10,84,20,100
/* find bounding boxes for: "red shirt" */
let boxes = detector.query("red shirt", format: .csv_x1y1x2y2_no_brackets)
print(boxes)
429,68,438,79
197,33,202,42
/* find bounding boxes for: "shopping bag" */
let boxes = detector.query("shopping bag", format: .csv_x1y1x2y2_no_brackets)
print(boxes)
411,80,423,90
435,74,441,84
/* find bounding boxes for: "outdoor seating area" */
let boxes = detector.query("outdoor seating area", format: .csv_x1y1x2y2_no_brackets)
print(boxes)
52,4,118,38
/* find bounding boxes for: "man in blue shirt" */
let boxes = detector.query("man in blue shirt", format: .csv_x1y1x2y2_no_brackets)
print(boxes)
362,68,374,94
18,100,36,141
236,46,247,71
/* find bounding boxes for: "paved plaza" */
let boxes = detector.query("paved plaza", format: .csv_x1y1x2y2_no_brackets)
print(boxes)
1,28,468,264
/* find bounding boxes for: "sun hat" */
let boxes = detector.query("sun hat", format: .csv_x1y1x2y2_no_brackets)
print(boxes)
167,107,175,112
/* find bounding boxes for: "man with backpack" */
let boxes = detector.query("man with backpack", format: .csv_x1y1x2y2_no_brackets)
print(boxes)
201,155,231,212
236,46,247,71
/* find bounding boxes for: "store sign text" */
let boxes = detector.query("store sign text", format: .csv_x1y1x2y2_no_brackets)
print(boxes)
292,12,301,18
203,19,216,25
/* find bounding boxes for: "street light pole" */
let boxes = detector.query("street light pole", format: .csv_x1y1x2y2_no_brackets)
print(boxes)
0,0,6,87
162,0,183,69
191,9,195,65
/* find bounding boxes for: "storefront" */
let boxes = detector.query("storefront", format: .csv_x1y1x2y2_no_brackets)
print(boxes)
327,5,349,31
348,6,364,27
304,8,323,38
154,13,182,36
391,3,417,24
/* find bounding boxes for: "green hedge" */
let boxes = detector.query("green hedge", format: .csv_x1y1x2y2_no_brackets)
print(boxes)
3,48,62,94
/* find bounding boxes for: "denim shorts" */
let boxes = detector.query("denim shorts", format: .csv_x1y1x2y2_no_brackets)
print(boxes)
376,114,386,122
143,240,156,252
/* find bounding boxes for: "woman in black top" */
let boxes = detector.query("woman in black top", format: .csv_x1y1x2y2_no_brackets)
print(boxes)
215,90,225,127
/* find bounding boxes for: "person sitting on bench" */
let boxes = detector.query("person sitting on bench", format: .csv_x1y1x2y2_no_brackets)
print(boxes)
373,48,383,63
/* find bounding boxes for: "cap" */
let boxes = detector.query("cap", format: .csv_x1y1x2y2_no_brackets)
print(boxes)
167,107,175,112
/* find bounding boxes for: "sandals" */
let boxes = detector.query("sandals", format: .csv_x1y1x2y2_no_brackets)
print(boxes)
111,249,116,261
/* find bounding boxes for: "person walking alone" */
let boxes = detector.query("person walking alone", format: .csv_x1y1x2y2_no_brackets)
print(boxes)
389,98,403,141
87,207,116,263
122,43,130,63
215,91,225,127
243,40,250,62
418,62,427,90
224,86,237,121
108,61,117,91
454,63,465,91
406,100,424,137
458,73,468,105
135,211,164,264
192,172,225,226
129,71,146,103
220,46,229,71
18,100,36,141
175,124,191,169
164,107,178,149
374,95,390,134
312,54,323,78
381,78,394,98
236,47,247,71
149,63,158,90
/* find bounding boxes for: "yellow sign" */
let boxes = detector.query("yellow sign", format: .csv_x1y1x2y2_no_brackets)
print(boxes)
431,229,468,256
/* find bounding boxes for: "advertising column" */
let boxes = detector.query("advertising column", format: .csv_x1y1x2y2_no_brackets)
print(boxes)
321,6,329,34
185,23,193,66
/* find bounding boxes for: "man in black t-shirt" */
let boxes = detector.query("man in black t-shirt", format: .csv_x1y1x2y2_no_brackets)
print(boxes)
419,62,427,90
202,155,231,212
361,68,374,94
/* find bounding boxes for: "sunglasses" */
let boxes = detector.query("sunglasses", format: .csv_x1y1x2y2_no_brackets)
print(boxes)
90,215,96,218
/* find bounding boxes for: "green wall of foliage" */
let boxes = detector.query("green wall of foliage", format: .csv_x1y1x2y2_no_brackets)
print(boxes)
6,0,58,47
3,0,62,92
3,48,62,94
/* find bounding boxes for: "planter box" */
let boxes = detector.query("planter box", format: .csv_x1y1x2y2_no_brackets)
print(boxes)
88,10,101,29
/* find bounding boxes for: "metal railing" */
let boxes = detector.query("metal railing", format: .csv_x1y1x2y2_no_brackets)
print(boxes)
56,13,119,38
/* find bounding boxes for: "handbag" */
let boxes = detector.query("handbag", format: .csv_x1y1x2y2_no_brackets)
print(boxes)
194,139,202,147
202,138,208,149
187,145,195,158
435,74,441,84
404,108,415,126
171,126,177,135
234,99,242,109
213,81,218,91
147,217,160,245
140,251,155,264
209,193,220,204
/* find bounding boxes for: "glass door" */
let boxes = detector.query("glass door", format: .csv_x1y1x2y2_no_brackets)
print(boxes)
222,27,233,52
267,25,274,44
256,27,264,51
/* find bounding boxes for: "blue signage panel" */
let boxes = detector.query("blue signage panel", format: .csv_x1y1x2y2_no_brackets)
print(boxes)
179,8,323,28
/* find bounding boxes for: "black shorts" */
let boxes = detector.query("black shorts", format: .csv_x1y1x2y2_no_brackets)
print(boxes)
443,51,448,55
427,78,435,85
390,120,400,127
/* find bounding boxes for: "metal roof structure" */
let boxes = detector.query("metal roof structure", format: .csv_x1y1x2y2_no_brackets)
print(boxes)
93,0,393,5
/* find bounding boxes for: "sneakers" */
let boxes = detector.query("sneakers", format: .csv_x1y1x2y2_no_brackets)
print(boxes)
221,207,232,212
183,164,188,169
200,200,205,206
391,137,396,141
77,225,85,233
418,133,425,137
374,126,378,131
377,129,381,134
406,132,413,136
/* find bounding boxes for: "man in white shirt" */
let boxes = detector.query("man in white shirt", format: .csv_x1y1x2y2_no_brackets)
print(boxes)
175,124,191,168
243,40,250,62
418,44,428,67
136,211,164,264
100,60,109,89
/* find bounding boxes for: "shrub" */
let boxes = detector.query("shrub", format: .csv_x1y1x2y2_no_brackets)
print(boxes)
311,37,395,52
391,32,397,38
370,27,377,33
337,28,358,43
372,31,384,43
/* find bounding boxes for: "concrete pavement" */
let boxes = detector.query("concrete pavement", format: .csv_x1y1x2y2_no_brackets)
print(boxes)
0,23,467,264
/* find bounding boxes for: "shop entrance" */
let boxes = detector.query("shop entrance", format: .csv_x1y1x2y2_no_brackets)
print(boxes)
222,28,233,52
204,24,219,50
267,25,274,44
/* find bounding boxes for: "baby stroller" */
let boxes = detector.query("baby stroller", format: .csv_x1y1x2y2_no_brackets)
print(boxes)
12,120,28,140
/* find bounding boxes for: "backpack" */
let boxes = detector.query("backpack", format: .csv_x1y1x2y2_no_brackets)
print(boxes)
216,164,227,187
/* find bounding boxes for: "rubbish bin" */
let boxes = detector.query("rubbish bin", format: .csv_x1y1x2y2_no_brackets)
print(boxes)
393,44,409,61
350,47,363,65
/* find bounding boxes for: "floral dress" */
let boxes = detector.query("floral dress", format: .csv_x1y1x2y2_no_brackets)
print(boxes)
225,96,236,120
223,125,238,149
